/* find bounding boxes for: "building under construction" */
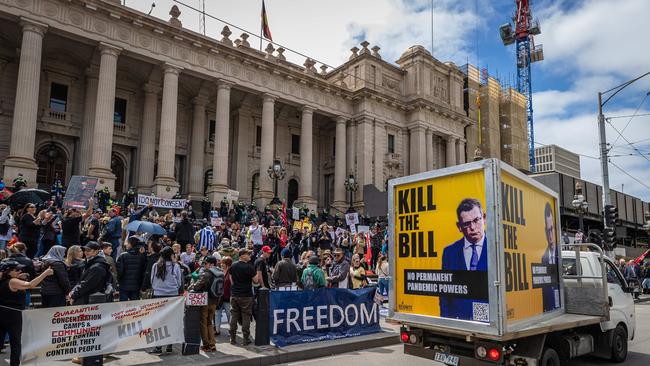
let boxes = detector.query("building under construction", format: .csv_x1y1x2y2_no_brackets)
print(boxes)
462,64,530,171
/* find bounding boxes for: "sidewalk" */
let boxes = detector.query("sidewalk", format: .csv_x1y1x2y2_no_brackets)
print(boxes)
22,318,399,366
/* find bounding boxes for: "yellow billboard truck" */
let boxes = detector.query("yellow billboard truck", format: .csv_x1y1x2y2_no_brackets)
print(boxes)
388,159,635,366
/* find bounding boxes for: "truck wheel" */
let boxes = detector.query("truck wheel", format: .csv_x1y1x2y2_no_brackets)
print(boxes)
540,348,560,366
610,325,628,363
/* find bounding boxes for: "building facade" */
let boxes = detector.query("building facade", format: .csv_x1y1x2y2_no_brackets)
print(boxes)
0,0,528,212
534,144,581,178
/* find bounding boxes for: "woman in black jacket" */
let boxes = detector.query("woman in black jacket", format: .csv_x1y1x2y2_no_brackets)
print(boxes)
173,211,195,245
65,245,85,288
41,245,71,307
18,204,39,258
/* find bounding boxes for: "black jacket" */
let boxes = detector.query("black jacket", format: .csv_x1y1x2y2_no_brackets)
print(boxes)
41,260,71,296
19,214,39,243
9,253,36,279
174,220,195,244
142,252,160,290
67,259,85,288
71,255,110,304
117,248,147,291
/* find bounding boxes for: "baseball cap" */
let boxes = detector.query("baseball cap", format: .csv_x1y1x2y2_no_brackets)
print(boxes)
261,245,272,254
0,260,25,272
308,255,320,265
281,247,291,258
82,241,101,251
238,248,252,257
204,256,218,265
333,248,343,255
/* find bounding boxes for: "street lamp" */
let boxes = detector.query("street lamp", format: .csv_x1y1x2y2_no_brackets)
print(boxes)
643,211,650,245
344,172,358,213
267,158,285,207
571,181,589,235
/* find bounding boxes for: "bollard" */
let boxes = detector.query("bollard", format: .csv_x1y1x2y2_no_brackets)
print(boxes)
82,292,108,366
254,288,270,346
182,305,201,355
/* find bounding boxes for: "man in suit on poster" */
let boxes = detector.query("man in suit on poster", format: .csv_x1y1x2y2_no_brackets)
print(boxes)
541,202,560,312
440,198,488,321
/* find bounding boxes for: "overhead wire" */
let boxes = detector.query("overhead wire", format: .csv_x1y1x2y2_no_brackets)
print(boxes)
608,93,649,148
605,119,650,164
609,161,650,190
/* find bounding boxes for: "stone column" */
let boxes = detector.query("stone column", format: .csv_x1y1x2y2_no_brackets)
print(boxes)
152,64,182,198
346,121,356,177
437,136,445,168
256,94,276,207
457,139,466,164
78,67,99,176
355,116,374,206
425,128,434,171
136,82,161,193
409,125,426,174
187,95,208,200
88,43,121,191
374,119,386,189
295,105,316,210
402,128,410,175
333,116,347,211
208,80,233,203
233,108,252,199
3,19,47,185
446,136,457,167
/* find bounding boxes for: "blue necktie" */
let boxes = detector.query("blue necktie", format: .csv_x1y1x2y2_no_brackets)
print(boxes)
470,244,479,270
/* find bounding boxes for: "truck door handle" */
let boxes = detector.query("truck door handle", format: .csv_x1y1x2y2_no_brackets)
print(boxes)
608,296,613,307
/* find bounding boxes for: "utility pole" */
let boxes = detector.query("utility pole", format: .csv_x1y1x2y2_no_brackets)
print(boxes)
597,92,611,210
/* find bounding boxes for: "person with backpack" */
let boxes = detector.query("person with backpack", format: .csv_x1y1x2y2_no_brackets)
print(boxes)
301,255,326,290
190,255,223,352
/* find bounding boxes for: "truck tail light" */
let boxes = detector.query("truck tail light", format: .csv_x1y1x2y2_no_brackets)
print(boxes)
476,346,487,358
400,331,409,343
487,348,501,361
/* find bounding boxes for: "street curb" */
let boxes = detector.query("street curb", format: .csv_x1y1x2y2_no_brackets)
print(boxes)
634,297,650,304
211,331,400,366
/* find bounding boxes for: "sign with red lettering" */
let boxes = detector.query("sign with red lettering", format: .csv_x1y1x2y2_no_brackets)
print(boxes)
186,292,208,306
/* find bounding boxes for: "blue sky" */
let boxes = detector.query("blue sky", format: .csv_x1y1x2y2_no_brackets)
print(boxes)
128,0,650,201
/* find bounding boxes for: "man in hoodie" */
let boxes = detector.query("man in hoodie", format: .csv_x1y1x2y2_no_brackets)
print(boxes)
174,211,195,246
100,208,122,260
273,248,298,290
116,237,147,301
68,241,111,305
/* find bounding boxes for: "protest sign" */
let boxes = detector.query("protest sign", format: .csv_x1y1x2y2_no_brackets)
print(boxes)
357,225,370,233
21,297,184,365
345,212,359,226
349,225,357,235
63,176,98,209
210,211,219,226
292,207,300,220
269,287,380,347
186,292,208,306
292,221,302,231
137,194,186,209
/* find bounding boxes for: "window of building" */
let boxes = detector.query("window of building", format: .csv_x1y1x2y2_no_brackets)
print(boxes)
291,134,300,154
209,120,215,142
388,134,395,154
113,98,127,124
256,126,262,147
49,83,68,113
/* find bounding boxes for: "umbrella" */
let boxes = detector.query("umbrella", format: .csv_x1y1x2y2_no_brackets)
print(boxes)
125,220,167,235
8,188,51,208
0,188,12,202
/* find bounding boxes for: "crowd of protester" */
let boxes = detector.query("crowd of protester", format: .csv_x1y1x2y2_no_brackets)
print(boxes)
0,177,390,365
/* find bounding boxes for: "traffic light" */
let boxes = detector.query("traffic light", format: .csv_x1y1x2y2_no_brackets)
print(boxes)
604,204,619,227
588,230,602,246
603,227,617,250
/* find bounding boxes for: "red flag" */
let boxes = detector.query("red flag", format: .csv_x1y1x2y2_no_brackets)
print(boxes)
261,0,273,41
364,232,372,267
633,249,650,265
281,202,287,228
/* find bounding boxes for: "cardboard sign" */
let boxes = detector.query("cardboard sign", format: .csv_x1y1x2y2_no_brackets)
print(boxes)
345,212,359,226
292,221,302,231
292,207,300,220
210,210,220,227
186,292,208,306
63,176,98,209
349,225,357,235
357,225,370,233
137,194,186,209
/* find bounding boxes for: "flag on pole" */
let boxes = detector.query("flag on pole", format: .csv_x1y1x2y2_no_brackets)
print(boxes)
261,0,273,41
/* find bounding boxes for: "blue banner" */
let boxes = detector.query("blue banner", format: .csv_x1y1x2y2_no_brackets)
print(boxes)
269,287,381,347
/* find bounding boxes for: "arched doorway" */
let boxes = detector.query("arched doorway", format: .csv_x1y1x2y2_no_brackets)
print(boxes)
111,153,126,194
36,143,67,188
287,179,298,208
203,169,213,195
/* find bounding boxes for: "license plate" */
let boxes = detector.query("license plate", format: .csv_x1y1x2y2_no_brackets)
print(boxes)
434,352,460,366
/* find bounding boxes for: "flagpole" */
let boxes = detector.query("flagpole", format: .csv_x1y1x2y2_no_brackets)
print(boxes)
260,0,263,51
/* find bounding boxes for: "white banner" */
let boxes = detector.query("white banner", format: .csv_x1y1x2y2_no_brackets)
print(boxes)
137,194,187,209
21,297,185,365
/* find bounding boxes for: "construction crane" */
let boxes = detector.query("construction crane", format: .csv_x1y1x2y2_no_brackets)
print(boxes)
499,0,544,172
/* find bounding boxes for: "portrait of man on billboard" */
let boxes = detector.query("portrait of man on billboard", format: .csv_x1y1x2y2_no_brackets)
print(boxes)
541,202,559,311
440,198,488,320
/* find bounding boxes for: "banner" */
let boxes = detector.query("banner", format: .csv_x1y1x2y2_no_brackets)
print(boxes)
393,170,490,323
269,287,380,347
63,176,98,209
137,194,187,209
501,172,561,323
21,297,185,365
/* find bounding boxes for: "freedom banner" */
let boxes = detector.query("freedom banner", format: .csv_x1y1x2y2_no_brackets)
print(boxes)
269,287,381,347
137,194,187,209
63,176,98,209
21,297,185,365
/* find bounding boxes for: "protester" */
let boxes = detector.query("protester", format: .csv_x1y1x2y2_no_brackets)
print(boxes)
0,204,14,249
376,252,389,298
100,208,122,260
101,243,118,280
301,255,327,290
65,245,85,288
0,260,53,366
180,243,196,267
349,254,367,289
149,246,183,353
174,211,195,246
40,245,71,307
68,242,111,305
8,243,36,280
190,255,221,352
273,248,298,290
328,248,350,289
116,237,146,301
255,245,272,290
61,200,93,247
35,209,58,257
142,240,162,293
229,248,258,345
215,256,233,336
18,204,39,258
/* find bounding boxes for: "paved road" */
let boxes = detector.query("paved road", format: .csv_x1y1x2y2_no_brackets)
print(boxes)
287,299,650,366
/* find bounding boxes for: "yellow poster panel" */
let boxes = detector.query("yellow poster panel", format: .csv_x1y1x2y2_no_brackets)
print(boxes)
393,170,490,323
501,172,560,324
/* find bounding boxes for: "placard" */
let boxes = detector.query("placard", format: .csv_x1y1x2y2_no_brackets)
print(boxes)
292,207,300,220
62,176,98,209
137,194,186,209
210,210,220,227
186,292,208,306
345,212,359,226
357,225,370,233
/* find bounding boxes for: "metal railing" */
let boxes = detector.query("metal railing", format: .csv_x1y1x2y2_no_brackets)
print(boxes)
561,242,609,305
